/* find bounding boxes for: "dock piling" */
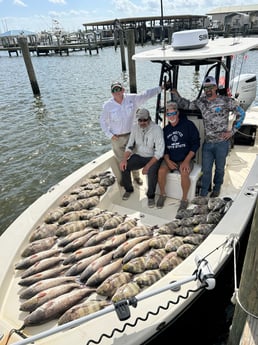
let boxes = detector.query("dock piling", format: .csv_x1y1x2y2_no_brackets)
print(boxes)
125,29,137,93
17,36,40,97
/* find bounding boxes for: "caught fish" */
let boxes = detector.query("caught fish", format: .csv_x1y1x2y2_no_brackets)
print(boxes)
133,269,164,288
59,194,78,207
64,196,99,213
111,282,141,303
174,226,194,237
165,236,184,252
193,223,216,235
149,235,172,249
115,218,138,234
56,220,89,237
126,225,154,238
58,299,110,325
102,233,128,251
15,248,61,270
21,257,64,278
99,175,116,186
88,212,114,228
96,272,132,297
65,251,104,276
112,236,150,259
58,210,94,225
192,205,209,215
20,283,80,312
29,223,58,241
18,265,69,287
177,243,196,259
86,259,123,287
157,220,180,235
122,256,147,274
63,244,103,265
191,196,209,205
20,276,77,299
62,230,99,253
176,208,194,219
44,207,65,224
81,183,100,190
183,233,205,245
21,236,57,257
58,227,96,247
159,252,183,272
206,211,223,224
79,251,114,282
85,228,117,247
180,217,196,227
103,215,126,230
145,249,167,269
23,287,95,326
208,197,226,212
122,238,151,264
192,214,208,225
83,186,107,198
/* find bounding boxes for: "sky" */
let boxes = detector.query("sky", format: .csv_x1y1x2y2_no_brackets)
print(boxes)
0,0,257,33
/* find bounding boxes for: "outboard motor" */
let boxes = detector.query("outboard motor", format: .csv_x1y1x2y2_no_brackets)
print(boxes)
230,74,257,111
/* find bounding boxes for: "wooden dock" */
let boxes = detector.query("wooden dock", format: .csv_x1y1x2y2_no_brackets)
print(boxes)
0,38,114,57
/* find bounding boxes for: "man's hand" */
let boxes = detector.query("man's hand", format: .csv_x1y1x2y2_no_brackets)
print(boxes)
120,159,127,171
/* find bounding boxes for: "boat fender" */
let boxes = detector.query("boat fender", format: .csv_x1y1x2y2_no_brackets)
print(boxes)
195,255,216,290
172,29,208,50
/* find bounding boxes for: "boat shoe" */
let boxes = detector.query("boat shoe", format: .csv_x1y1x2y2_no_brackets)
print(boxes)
156,195,166,208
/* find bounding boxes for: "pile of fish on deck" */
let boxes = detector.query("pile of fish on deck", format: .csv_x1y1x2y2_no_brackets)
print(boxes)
15,171,231,328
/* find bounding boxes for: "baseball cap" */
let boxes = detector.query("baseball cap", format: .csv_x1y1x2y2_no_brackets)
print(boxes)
203,75,217,86
111,81,123,92
136,108,150,120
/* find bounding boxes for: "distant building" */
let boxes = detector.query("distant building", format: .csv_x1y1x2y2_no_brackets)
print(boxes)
206,5,258,34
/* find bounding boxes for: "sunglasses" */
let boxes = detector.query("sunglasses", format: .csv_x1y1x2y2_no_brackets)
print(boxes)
112,87,122,93
204,85,215,91
166,111,177,117
138,118,148,122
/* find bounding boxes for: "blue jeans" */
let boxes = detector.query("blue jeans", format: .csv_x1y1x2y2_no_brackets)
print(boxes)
200,141,229,196
121,154,161,199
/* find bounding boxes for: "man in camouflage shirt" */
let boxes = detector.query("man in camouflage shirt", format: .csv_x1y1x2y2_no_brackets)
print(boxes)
172,75,245,197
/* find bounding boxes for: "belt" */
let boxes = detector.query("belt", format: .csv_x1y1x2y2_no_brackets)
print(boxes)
115,133,130,137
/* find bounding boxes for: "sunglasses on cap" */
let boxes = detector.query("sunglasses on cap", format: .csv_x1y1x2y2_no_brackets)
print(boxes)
112,87,122,93
166,110,177,117
203,85,215,91
138,118,149,122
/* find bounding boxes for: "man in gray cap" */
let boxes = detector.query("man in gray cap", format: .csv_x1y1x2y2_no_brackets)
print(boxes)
120,108,164,207
100,81,162,186
172,75,245,198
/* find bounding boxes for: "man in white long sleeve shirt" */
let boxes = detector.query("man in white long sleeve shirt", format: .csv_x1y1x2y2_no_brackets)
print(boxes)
100,81,162,185
120,108,165,208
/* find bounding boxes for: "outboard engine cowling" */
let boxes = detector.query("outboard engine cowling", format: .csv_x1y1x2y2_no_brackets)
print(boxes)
230,74,257,111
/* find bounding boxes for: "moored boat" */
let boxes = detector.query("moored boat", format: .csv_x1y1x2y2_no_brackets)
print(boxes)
1,31,258,345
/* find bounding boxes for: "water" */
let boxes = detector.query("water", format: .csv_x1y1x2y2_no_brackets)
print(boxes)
0,45,161,234
0,43,257,344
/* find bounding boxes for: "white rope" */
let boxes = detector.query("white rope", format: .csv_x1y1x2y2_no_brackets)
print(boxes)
232,235,258,319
